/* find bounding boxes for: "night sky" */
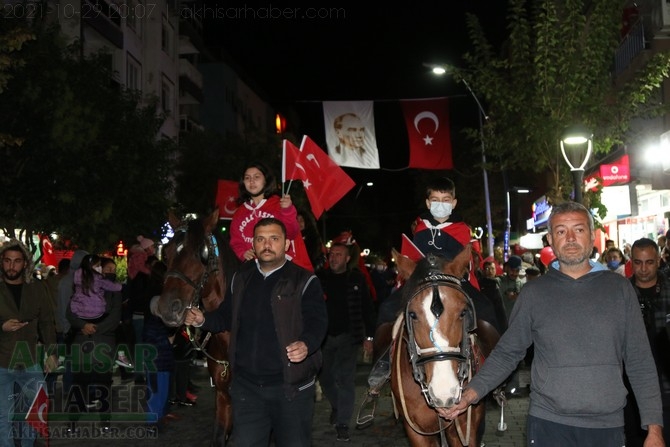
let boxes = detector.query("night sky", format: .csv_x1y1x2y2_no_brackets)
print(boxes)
201,2,509,254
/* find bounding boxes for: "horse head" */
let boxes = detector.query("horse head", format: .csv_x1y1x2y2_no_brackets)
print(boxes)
401,244,475,409
152,208,227,327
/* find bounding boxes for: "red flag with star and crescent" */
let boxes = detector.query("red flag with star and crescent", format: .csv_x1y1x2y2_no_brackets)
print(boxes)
282,137,355,220
401,98,453,169
25,382,49,444
215,179,240,220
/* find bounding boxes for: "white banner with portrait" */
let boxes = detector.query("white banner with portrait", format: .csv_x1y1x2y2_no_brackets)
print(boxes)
323,101,380,169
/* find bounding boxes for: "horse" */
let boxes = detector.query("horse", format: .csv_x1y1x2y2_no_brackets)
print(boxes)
389,245,500,447
151,208,238,447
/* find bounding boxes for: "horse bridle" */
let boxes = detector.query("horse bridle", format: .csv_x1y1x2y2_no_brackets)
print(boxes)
404,271,476,409
164,227,220,311
164,227,229,373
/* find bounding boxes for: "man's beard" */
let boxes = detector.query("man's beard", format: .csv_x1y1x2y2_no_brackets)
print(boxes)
556,244,591,266
1,268,23,281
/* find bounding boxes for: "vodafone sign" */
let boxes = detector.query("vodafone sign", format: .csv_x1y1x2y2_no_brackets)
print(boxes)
599,155,630,186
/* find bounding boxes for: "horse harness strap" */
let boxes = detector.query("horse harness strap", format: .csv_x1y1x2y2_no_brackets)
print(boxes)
404,272,476,408
395,317,476,446
165,229,229,375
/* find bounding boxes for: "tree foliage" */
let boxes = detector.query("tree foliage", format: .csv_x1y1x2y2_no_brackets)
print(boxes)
459,0,670,210
0,20,174,253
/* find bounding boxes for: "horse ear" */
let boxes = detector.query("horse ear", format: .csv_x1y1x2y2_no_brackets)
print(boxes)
204,208,220,233
452,244,472,277
392,247,416,281
168,209,183,230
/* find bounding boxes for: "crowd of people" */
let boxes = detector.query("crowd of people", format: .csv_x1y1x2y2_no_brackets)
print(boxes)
1,167,669,446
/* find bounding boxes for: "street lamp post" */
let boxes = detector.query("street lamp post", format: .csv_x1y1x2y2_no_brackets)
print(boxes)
427,64,495,257
560,125,593,204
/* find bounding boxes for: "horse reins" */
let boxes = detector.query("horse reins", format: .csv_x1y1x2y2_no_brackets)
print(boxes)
405,272,475,403
400,270,477,446
165,230,230,375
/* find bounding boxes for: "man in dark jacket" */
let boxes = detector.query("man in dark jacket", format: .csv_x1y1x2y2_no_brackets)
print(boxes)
185,217,327,447
317,242,376,442
0,239,58,446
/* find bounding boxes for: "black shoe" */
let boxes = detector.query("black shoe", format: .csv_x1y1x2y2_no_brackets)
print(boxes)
329,409,338,426
335,424,350,442
188,381,201,393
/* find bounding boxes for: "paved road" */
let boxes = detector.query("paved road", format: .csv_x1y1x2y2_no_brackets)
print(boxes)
39,359,530,446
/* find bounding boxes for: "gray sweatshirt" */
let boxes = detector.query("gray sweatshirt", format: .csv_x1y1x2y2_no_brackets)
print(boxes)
467,261,663,429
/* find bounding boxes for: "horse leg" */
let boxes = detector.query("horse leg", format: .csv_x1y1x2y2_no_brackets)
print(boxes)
445,403,485,447
211,387,232,447
402,419,441,447
208,332,233,447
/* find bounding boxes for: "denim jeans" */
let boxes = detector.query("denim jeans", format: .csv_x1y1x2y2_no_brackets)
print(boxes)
146,371,171,423
0,365,43,447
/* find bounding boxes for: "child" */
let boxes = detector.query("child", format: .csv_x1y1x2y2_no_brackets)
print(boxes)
412,177,480,289
69,254,122,321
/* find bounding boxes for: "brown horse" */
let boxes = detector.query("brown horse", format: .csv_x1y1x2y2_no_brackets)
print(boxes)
389,245,499,447
151,208,238,447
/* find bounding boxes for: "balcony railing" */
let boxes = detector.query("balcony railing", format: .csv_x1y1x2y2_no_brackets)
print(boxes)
613,18,645,76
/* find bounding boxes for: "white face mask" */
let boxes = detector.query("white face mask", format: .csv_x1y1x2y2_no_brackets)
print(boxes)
430,201,453,219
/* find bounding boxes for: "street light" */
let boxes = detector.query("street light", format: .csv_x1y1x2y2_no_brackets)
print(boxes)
560,125,593,203
425,63,495,257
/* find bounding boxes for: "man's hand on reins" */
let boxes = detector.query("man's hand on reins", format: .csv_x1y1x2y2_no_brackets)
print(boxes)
437,388,478,420
185,307,204,327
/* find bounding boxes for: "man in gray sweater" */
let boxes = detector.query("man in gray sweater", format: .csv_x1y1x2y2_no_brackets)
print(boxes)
441,201,664,446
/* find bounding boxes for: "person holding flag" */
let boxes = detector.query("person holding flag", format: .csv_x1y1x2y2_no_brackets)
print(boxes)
229,161,313,271
0,239,58,446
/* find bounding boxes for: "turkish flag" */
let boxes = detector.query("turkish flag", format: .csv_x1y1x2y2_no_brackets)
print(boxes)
283,137,355,220
215,180,240,220
25,382,49,442
400,233,425,263
402,98,453,169
288,235,314,272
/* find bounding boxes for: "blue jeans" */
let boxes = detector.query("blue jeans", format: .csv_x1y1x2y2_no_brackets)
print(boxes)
229,374,315,446
145,371,171,423
0,365,43,447
319,333,358,427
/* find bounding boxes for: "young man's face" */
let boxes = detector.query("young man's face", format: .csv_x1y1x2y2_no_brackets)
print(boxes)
1,249,26,283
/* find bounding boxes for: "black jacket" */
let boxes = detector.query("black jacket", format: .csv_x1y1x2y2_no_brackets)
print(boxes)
203,260,327,398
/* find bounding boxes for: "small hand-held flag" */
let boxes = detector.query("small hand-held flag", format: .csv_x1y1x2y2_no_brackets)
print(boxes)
215,180,240,220
25,382,49,445
283,136,356,220
400,233,425,262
